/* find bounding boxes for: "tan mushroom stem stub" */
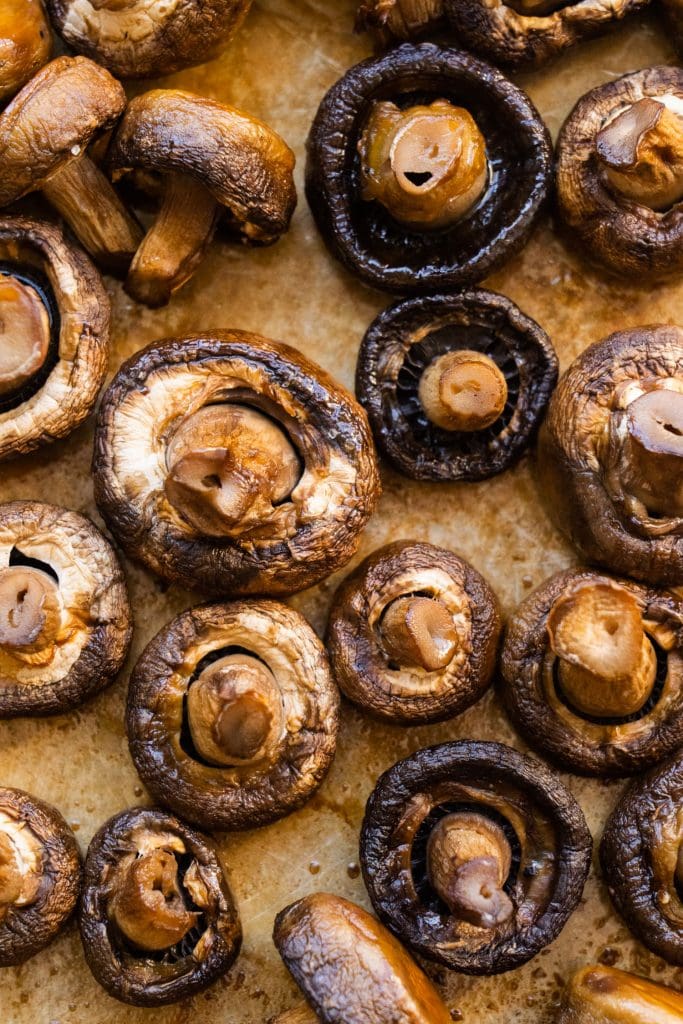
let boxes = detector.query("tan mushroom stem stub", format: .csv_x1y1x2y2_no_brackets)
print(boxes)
547,580,656,718
110,847,198,952
0,567,61,654
0,815,41,921
623,389,683,517
380,595,458,671
0,276,50,396
418,350,508,432
426,811,514,928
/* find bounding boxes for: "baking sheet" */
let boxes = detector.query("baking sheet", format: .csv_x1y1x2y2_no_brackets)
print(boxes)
1,3,682,1020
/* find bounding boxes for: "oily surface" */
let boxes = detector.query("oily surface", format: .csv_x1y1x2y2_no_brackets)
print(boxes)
0,3,682,1021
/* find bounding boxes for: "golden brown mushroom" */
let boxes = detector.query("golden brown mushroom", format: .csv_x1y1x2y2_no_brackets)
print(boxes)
557,965,683,1024
0,0,51,103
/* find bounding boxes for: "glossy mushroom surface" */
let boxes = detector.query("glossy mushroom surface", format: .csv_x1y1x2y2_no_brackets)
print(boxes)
306,43,552,294
361,740,592,974
327,540,500,724
357,289,558,481
537,325,683,586
0,787,80,966
127,600,339,830
557,964,683,1024
93,332,380,595
0,0,52,103
556,66,683,281
79,807,241,1006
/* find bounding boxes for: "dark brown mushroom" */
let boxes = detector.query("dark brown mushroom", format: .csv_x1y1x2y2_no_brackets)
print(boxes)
127,599,339,831
0,0,52,103
0,501,132,717
360,740,592,974
272,893,453,1024
327,540,500,725
356,289,558,481
356,0,445,44
79,807,242,1006
306,43,552,294
537,325,683,586
557,964,683,1024
556,66,683,281
501,567,683,777
0,787,80,966
46,0,252,80
93,332,380,596
107,89,297,308
600,751,683,965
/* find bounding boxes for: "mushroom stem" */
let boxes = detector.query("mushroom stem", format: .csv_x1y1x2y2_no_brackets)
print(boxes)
623,389,683,518
109,848,198,952
125,173,220,308
0,831,23,909
0,275,51,396
0,566,61,654
418,350,508,432
380,595,458,671
273,1006,319,1024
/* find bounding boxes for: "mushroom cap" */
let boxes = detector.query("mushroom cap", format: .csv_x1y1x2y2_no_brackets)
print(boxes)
46,0,252,80
558,964,683,1024
273,893,452,1024
305,43,552,294
356,289,558,481
127,599,340,830
93,332,380,596
0,0,52,103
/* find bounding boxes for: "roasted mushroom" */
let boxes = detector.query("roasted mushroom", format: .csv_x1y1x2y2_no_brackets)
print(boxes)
306,44,552,294
557,964,683,1024
356,0,445,43
327,540,500,725
93,332,380,596
79,807,241,1006
537,326,683,587
46,0,252,80
557,66,683,281
0,57,142,274
127,600,339,831
107,89,297,307
272,893,452,1024
0,501,132,717
600,751,683,965
0,0,51,103
356,290,557,481
361,740,592,974
0,787,80,966
0,216,110,461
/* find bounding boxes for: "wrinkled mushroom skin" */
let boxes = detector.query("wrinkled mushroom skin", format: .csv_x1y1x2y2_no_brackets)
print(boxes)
46,0,252,79
356,289,558,481
557,67,683,281
327,541,501,725
273,893,453,1024
0,0,52,103
537,327,683,586
93,332,380,596
356,0,446,43
79,808,242,1006
0,501,132,717
0,788,81,966
558,964,683,1024
500,568,683,777
127,600,339,831
306,44,552,294
360,741,592,974
600,753,683,965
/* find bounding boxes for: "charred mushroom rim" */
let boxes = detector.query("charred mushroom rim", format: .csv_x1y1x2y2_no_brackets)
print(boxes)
327,540,500,725
0,0,52,103
93,332,380,596
306,44,552,294
127,600,339,831
600,751,683,965
0,216,110,461
556,66,683,281
79,807,241,1006
557,964,683,1024
0,501,132,717
0,56,142,275
360,740,592,974
0,787,80,966
500,568,683,777
356,290,558,481
107,89,297,308
272,893,453,1024
537,326,683,586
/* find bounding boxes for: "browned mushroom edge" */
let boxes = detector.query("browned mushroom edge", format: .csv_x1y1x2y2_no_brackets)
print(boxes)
272,893,453,1024
355,0,447,44
327,540,500,725
537,325,683,586
557,963,683,1023
127,600,340,831
93,332,380,596
556,66,683,281
78,807,242,1006
0,0,52,103
305,43,552,294
0,787,81,966
0,501,132,717
600,751,683,966
356,290,558,481
360,740,592,974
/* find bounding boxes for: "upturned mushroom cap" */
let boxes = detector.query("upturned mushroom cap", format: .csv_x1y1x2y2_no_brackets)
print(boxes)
558,965,683,1024
0,0,52,103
